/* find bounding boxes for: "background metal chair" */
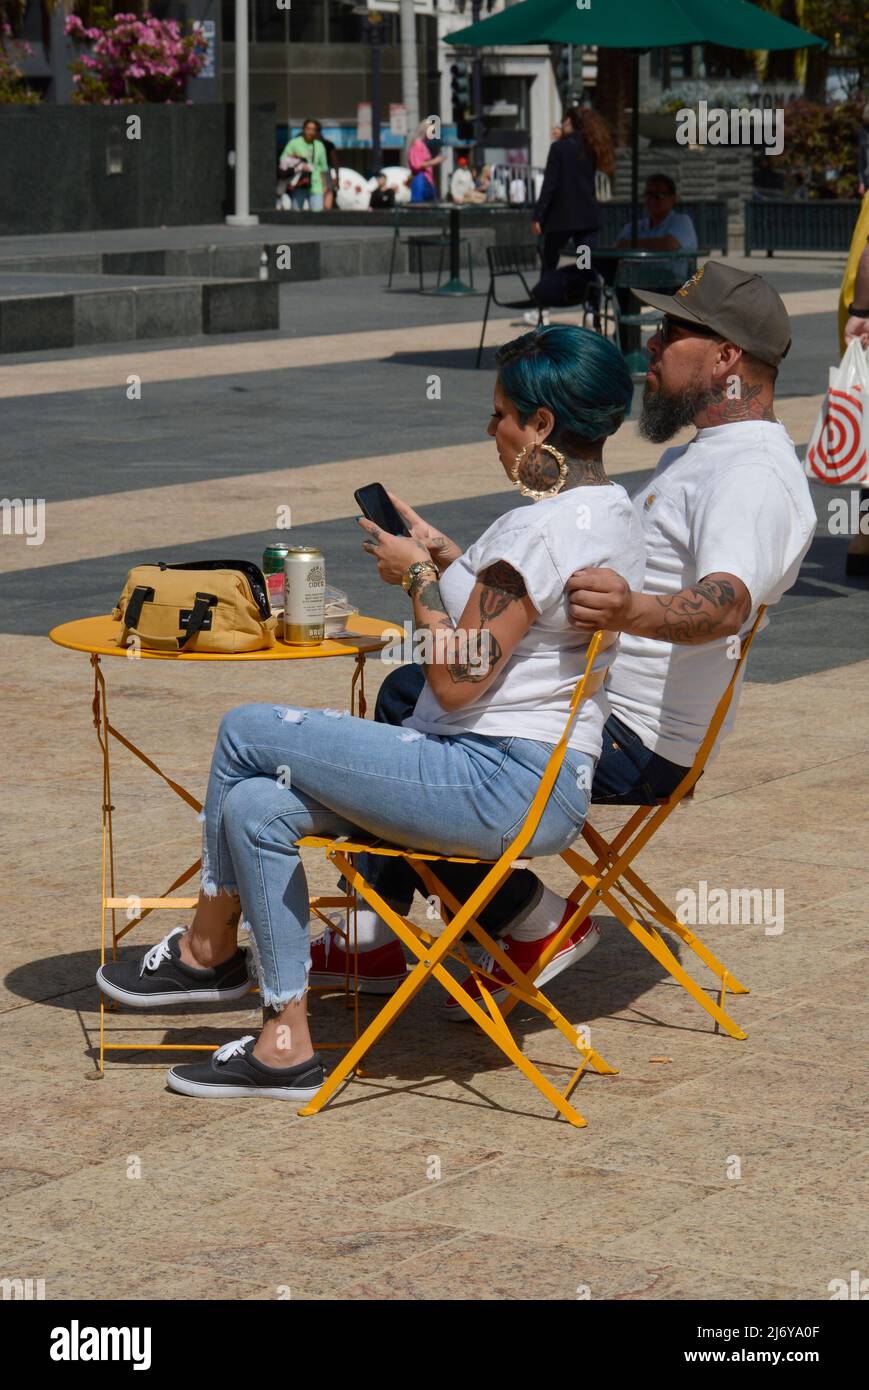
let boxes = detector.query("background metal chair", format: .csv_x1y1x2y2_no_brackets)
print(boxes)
386,208,434,289
407,235,475,293
387,209,474,292
476,243,543,367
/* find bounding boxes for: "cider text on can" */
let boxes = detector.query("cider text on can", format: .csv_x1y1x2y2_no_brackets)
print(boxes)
283,546,325,643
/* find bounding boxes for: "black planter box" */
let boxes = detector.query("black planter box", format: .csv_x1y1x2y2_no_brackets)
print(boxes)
0,103,275,236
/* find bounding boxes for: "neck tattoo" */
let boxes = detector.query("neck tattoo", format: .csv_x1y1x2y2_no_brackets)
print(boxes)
562,454,609,488
519,450,609,494
694,380,777,426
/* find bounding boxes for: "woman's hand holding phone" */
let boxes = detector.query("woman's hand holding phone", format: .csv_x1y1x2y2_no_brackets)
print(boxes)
358,517,430,586
386,491,462,572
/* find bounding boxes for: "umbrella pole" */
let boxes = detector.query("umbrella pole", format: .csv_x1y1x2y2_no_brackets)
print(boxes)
622,50,644,374
631,52,639,248
472,0,484,167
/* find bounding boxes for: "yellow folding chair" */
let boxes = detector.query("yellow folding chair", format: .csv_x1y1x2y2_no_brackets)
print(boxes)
497,606,768,1042
297,630,621,1127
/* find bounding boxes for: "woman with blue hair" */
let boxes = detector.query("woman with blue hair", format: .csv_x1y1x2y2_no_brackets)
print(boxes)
97,326,645,1103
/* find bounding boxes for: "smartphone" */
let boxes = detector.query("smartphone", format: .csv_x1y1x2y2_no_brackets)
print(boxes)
354,483,410,537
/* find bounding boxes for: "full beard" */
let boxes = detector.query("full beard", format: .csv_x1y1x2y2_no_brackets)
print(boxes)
639,380,704,443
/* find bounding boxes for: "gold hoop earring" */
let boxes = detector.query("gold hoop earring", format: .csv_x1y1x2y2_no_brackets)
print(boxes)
510,441,569,500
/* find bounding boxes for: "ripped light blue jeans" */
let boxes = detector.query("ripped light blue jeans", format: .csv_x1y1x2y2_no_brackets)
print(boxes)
200,702,596,1008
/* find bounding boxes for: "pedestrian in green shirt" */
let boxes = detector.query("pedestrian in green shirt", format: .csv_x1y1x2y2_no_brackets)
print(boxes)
279,119,329,212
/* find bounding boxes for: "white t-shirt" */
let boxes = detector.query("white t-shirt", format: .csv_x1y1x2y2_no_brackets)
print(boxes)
450,168,475,203
617,209,699,282
405,484,646,758
607,421,816,766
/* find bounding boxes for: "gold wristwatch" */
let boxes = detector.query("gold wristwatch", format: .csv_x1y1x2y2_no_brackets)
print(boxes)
401,560,438,595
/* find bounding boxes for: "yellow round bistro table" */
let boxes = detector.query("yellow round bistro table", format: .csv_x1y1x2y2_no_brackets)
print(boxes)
49,613,402,1075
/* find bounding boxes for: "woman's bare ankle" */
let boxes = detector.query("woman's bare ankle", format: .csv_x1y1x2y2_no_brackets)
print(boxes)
253,1014,314,1069
252,1035,314,1069
179,928,237,971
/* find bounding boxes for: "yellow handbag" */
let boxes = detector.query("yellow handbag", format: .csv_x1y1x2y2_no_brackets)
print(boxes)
111,559,278,654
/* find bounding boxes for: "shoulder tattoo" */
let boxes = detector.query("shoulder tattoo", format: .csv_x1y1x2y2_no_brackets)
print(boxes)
477,560,527,623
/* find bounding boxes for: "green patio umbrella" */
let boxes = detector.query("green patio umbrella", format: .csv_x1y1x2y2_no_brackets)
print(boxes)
449,0,825,243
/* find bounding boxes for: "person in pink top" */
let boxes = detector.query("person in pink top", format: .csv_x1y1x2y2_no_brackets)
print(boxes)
407,122,444,202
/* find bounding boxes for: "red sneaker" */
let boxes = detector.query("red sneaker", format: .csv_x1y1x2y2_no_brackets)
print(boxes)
309,928,408,995
443,909,600,1021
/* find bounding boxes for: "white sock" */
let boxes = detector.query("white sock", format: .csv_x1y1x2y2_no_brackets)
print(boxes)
317,906,393,952
509,884,569,942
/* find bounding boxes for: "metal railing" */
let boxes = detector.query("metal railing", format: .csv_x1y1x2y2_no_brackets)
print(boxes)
744,199,862,255
487,164,546,207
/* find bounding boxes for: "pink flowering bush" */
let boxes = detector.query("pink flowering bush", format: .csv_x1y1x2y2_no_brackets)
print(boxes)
65,12,206,104
1,21,40,103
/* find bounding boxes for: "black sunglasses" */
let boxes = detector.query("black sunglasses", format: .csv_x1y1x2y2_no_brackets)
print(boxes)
659,315,723,347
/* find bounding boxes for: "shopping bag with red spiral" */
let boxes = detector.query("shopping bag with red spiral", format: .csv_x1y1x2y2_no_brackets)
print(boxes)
805,339,869,486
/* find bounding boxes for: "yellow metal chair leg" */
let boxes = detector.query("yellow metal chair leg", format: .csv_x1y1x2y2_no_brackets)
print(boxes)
299,852,604,1124
599,888,747,1040
558,843,749,1040
411,864,617,1076
300,949,591,1126
580,819,749,997
618,866,750,996
494,876,601,1026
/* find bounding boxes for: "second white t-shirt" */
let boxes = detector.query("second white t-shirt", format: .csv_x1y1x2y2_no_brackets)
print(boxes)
405,483,646,758
607,420,817,765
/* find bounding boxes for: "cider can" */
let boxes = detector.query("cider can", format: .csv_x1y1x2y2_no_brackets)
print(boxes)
283,545,326,643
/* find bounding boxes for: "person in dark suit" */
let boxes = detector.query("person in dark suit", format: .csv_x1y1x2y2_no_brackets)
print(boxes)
532,107,600,272
527,107,601,323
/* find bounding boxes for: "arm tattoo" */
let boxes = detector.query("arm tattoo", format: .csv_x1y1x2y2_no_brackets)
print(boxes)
477,560,527,622
410,576,474,684
411,561,522,686
415,576,445,609
438,559,524,685
694,380,776,425
446,630,502,684
650,577,748,643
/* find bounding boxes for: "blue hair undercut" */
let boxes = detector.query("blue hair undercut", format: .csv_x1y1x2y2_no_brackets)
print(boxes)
494,325,633,445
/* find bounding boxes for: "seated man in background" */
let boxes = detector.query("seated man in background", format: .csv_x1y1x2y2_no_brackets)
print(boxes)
368,172,396,211
615,174,698,284
611,174,699,350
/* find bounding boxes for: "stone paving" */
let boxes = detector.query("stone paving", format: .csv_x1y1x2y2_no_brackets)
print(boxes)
1,244,867,1301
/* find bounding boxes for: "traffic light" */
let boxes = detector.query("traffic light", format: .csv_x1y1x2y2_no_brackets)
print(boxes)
555,45,572,104
450,60,474,141
450,61,471,121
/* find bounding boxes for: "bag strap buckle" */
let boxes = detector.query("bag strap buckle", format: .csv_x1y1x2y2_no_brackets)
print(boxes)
178,591,218,649
124,584,155,630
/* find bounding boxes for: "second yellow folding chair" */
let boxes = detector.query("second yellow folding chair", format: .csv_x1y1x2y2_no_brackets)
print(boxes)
497,606,768,1042
297,630,620,1127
